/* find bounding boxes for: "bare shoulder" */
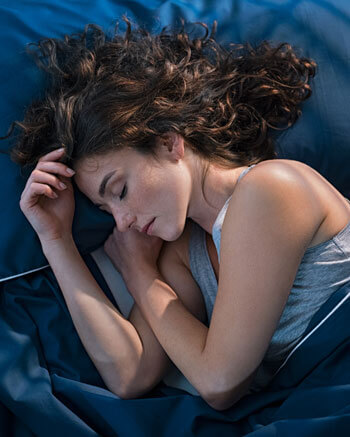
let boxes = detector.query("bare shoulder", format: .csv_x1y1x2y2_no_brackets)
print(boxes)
232,158,325,218
235,159,350,249
242,159,324,194
220,160,319,257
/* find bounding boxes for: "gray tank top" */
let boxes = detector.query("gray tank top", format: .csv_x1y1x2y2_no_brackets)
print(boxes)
189,164,350,391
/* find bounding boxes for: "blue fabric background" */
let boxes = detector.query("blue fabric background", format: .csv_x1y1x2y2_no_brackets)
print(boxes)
0,1,350,436
1,268,349,436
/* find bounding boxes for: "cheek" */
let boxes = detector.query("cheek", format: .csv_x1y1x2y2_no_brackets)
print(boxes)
133,175,163,210
162,217,186,241
137,168,188,222
160,196,187,241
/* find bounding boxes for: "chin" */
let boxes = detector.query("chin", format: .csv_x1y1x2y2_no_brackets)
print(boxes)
161,222,185,242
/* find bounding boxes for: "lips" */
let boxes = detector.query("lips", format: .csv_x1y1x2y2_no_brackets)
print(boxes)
142,218,155,234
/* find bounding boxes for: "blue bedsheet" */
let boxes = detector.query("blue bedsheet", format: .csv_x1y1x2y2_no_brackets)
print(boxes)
1,265,350,436
1,0,350,435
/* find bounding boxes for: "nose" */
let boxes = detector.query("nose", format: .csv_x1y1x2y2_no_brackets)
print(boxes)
112,209,136,232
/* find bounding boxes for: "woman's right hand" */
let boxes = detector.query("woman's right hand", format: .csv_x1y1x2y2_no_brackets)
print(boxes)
20,148,76,245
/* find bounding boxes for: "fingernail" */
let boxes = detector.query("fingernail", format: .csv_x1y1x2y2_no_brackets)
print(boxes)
66,168,75,175
59,182,67,189
57,147,65,152
52,192,58,198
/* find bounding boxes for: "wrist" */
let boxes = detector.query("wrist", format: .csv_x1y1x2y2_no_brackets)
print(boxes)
124,265,160,300
41,234,76,258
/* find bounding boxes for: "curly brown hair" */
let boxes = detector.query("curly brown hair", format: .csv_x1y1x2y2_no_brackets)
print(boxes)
2,17,317,170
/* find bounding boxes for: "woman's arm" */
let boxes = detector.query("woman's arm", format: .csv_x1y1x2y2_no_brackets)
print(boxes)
118,162,322,410
101,221,207,396
43,236,166,398
19,148,179,399
43,225,206,399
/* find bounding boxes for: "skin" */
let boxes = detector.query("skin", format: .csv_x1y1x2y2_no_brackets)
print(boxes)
74,132,245,240
74,132,248,279
20,133,350,410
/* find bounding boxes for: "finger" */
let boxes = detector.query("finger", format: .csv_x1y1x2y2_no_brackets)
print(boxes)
36,161,75,178
21,182,58,208
38,147,66,163
30,169,68,191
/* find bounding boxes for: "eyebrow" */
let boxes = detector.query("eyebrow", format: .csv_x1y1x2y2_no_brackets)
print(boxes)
99,170,117,198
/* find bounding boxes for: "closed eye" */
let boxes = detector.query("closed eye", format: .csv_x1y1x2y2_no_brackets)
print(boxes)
94,182,126,210
94,202,108,213
119,184,127,200
99,206,112,214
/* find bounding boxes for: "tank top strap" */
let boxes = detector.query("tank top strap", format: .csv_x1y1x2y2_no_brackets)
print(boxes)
211,164,257,261
237,164,257,183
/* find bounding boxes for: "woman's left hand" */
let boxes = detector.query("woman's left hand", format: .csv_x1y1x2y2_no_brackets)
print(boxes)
104,226,163,288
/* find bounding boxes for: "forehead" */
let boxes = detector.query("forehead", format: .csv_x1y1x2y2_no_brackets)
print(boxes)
76,152,113,178
74,148,155,200
76,152,113,175
74,151,121,199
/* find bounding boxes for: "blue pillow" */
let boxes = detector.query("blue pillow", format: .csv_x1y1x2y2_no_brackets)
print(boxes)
1,0,349,281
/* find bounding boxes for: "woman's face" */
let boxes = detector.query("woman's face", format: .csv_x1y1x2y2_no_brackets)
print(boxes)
74,138,192,241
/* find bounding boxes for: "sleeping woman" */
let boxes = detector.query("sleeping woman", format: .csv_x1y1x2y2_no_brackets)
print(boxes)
4,19,350,410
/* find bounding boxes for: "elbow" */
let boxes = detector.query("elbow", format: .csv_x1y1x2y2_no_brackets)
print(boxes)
96,356,157,400
202,375,251,411
108,373,159,400
203,389,238,411
109,382,148,400
109,382,135,400
114,386,144,400
204,393,241,411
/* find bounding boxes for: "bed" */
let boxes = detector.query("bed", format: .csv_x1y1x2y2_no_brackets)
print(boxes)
1,1,350,435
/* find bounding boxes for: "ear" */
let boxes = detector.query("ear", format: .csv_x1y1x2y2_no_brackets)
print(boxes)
156,132,185,162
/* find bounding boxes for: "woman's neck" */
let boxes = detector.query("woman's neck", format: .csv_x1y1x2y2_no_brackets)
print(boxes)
187,160,246,234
